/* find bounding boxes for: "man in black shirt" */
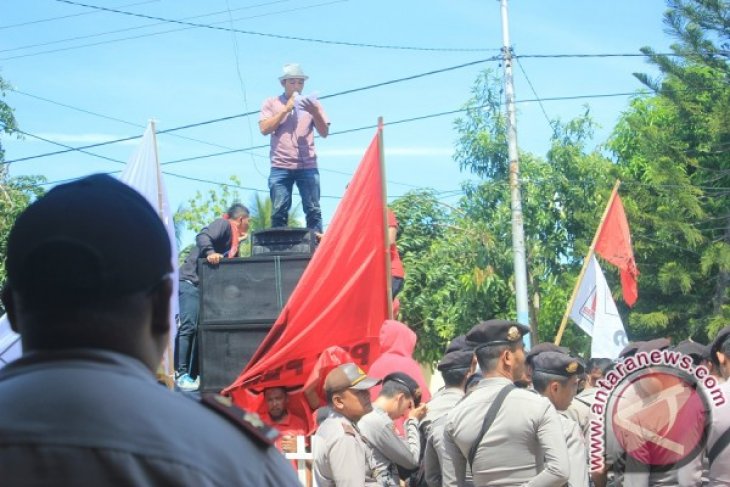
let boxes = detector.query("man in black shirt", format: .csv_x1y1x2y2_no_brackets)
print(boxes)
175,203,250,391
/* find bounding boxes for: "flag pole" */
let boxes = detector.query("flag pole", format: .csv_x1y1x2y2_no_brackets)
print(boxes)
378,117,393,319
554,179,621,345
150,119,174,380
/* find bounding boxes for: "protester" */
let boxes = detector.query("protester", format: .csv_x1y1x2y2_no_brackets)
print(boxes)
261,386,308,454
0,174,298,485
531,351,589,487
443,319,570,487
388,208,406,298
313,363,379,486
369,319,431,405
358,372,427,486
175,203,250,391
259,63,329,233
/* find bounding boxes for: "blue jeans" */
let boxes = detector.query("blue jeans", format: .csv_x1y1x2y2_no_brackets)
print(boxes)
268,167,322,233
174,280,199,377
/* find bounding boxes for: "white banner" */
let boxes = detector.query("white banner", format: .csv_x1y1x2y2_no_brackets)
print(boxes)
569,255,628,359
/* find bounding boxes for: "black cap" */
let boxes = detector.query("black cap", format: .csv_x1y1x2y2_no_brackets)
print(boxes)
531,351,585,377
437,350,474,371
383,372,421,407
710,326,730,365
636,338,671,354
674,340,708,364
526,342,570,366
466,319,529,349
446,335,474,353
5,174,172,307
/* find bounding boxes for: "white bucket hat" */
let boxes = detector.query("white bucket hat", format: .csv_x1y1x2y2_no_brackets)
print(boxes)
279,63,309,81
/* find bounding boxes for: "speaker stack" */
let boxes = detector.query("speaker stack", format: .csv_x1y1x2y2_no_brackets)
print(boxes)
197,228,314,392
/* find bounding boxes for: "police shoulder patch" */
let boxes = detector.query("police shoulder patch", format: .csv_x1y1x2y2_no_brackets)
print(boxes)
200,393,280,447
341,421,357,437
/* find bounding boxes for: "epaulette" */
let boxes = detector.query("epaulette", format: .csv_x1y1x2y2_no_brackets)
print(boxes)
341,421,358,437
200,393,280,448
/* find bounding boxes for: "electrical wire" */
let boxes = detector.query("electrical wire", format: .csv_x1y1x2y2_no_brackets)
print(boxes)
0,0,159,30
3,56,499,164
52,0,498,52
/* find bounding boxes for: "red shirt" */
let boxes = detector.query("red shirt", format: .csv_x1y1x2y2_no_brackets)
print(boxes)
388,209,405,278
259,411,308,451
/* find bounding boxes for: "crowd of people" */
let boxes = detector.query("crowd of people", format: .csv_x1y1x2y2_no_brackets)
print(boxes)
309,321,730,487
1,62,729,487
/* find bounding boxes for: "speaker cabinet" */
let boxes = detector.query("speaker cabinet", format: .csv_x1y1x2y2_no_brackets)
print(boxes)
196,254,310,392
251,228,316,256
198,255,310,325
198,324,272,393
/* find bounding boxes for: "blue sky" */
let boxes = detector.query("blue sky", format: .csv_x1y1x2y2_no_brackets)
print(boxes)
1,0,671,245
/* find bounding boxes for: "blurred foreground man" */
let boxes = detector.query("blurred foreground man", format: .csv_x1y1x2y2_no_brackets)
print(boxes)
443,320,570,487
0,175,298,486
314,363,380,487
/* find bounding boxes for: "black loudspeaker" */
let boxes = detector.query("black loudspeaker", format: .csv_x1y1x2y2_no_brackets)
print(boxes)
251,228,316,256
198,255,310,325
198,324,272,393
196,255,310,392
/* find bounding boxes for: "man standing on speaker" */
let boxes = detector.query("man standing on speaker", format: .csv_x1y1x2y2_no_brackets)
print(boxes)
175,203,250,392
260,63,329,233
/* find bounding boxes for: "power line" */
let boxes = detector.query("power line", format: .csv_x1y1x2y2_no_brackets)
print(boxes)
53,0,497,53
0,0,159,30
515,53,679,59
1,0,345,60
3,56,498,164
515,57,552,128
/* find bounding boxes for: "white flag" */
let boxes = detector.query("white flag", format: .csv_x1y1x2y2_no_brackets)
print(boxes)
120,121,179,377
569,255,628,359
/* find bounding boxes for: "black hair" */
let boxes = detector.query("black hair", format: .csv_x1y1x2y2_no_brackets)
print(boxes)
441,367,470,388
380,379,413,399
226,203,249,219
587,358,613,376
531,370,570,393
475,342,521,373
721,339,730,361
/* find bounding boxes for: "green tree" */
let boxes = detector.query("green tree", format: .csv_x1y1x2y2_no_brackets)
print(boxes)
608,0,730,341
0,74,46,298
395,70,616,361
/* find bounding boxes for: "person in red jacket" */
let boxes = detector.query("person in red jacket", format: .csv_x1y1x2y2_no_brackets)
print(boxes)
388,209,405,298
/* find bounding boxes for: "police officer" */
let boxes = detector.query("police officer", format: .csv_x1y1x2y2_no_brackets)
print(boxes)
443,319,570,487
359,372,427,486
0,174,299,486
422,349,474,487
531,351,590,486
314,362,380,486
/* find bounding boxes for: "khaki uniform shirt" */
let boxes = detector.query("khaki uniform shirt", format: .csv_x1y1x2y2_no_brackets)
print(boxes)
559,412,590,487
314,412,375,487
444,376,570,487
0,349,299,487
358,406,420,486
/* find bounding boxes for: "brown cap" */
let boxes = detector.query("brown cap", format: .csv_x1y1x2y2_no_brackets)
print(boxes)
323,363,380,393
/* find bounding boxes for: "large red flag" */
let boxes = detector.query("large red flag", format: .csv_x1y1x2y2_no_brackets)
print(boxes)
594,193,639,307
223,129,389,426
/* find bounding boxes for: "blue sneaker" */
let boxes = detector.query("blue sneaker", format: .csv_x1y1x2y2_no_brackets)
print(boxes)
175,373,199,392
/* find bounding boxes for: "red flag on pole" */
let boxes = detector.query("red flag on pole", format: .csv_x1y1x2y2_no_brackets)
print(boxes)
594,193,639,307
223,129,389,429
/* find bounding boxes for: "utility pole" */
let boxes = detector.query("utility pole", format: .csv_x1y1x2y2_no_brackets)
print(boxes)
499,0,531,346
